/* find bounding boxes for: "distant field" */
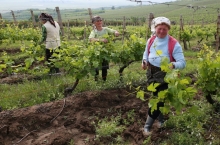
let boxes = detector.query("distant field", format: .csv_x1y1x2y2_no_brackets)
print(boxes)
1,0,219,24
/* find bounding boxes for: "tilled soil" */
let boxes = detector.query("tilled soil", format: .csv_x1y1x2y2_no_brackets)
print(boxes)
0,48,21,53
0,88,169,145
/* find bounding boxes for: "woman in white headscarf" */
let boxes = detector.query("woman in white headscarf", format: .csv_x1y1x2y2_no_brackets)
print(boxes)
141,17,186,136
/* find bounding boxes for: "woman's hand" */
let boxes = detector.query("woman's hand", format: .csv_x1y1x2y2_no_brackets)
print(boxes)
142,60,148,70
169,63,175,69
115,31,120,37
100,38,108,43
90,38,108,43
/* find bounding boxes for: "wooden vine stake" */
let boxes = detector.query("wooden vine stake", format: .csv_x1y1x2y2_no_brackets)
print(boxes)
180,15,188,50
84,21,87,43
88,8,93,21
122,16,126,43
68,20,70,40
56,7,64,36
88,8,94,30
216,13,220,51
11,10,17,25
146,13,154,41
30,10,37,27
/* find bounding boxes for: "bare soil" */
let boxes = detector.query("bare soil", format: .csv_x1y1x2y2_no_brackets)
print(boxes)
0,48,21,53
0,88,169,145
0,73,43,84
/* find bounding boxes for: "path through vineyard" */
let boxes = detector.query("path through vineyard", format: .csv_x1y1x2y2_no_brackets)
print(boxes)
0,88,169,145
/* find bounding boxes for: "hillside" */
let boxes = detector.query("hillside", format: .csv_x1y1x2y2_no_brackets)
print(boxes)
1,0,220,23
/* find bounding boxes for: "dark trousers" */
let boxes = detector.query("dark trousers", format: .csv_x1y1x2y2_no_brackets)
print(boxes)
45,48,59,73
148,83,168,120
95,59,109,81
146,63,167,120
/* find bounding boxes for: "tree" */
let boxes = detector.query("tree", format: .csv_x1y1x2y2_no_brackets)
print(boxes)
111,6,115,10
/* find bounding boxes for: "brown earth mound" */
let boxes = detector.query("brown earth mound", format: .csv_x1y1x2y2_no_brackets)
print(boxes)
0,88,169,145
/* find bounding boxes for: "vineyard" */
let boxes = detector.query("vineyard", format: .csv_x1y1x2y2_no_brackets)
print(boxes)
1,0,220,144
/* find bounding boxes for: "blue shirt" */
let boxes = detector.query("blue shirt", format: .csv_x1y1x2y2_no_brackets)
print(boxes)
143,35,186,69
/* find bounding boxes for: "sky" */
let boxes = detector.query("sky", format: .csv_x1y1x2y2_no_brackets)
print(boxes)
0,0,175,13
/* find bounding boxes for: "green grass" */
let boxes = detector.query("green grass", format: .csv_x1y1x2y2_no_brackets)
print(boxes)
0,75,67,109
161,100,218,145
94,115,125,138
184,50,198,58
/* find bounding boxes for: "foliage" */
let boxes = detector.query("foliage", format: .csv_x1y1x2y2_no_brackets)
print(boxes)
137,58,197,115
48,34,145,84
0,24,41,43
166,132,205,145
165,103,209,133
123,109,135,125
28,15,39,22
143,136,151,145
69,139,75,145
162,100,215,145
2,0,219,24
94,115,125,138
0,51,15,74
196,44,220,96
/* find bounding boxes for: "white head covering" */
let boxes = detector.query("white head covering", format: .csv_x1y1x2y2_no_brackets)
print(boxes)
151,17,171,36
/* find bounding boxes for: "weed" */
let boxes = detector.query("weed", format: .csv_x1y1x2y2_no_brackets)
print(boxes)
114,135,124,144
63,116,68,120
83,137,90,143
163,101,213,144
69,139,74,145
127,109,135,123
95,115,125,138
143,136,151,145
123,109,135,125
166,131,205,145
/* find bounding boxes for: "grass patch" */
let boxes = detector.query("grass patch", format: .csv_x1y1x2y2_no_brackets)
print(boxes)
161,100,218,145
94,115,125,138
184,50,198,58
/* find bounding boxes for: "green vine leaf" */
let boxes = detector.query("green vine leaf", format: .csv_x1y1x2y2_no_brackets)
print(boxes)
158,90,167,100
0,64,7,72
136,90,145,101
25,58,34,69
178,90,186,104
160,104,170,114
179,79,190,85
149,99,159,113
147,83,160,92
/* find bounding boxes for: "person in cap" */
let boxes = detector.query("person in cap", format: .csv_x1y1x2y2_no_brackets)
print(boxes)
141,17,186,136
89,15,120,81
39,12,61,73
